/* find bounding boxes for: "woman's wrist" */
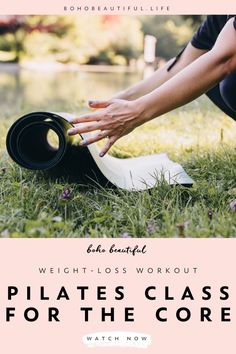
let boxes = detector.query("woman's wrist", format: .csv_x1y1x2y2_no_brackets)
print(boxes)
134,95,156,124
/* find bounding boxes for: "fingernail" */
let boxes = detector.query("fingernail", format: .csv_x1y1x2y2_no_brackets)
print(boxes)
68,129,74,135
99,152,105,157
89,100,98,106
88,100,95,105
80,140,87,146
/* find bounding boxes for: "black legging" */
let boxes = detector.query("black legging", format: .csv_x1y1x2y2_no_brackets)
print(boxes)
206,71,236,120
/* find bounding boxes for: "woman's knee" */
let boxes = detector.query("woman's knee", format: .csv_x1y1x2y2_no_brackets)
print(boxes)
220,74,236,112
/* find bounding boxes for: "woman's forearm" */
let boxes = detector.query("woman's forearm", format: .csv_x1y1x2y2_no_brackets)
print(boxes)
112,60,176,100
137,51,228,121
113,43,207,101
137,19,236,122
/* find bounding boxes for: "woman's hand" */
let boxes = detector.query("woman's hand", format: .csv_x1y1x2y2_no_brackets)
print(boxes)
68,98,146,157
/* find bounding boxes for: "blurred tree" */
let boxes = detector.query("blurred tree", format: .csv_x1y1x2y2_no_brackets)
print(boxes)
0,16,71,62
24,16,71,36
181,15,204,27
0,16,24,61
140,15,199,60
103,16,143,65
0,16,22,35
0,15,200,65
21,16,143,65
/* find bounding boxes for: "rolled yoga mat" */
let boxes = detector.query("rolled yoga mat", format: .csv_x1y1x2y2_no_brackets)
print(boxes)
6,111,194,190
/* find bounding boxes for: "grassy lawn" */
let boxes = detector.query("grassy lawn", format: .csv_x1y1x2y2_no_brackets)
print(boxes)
1,97,236,238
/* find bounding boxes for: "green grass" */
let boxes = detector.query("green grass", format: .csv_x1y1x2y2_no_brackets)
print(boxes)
1,97,236,237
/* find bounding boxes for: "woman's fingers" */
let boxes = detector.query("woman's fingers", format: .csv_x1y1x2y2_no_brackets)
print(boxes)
68,116,116,135
69,111,102,124
99,136,118,157
68,123,101,135
69,100,112,124
68,109,115,126
88,100,112,108
79,130,110,146
68,119,111,135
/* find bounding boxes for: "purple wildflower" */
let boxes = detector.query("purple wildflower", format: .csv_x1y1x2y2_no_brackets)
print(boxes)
120,232,131,238
229,200,236,212
147,219,157,235
60,187,71,200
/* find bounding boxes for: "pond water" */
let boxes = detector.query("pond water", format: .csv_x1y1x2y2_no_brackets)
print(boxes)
0,67,142,119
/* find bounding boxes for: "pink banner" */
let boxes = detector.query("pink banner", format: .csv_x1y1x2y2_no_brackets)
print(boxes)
0,238,235,353
0,0,236,15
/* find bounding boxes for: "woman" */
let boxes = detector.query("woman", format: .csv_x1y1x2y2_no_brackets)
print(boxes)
68,15,236,156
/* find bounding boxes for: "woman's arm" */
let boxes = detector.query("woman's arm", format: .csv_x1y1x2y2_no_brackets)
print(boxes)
68,18,236,156
108,43,207,101
138,18,236,120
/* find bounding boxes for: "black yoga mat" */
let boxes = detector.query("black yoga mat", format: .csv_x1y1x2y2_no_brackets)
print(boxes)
6,111,194,190
6,111,108,185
